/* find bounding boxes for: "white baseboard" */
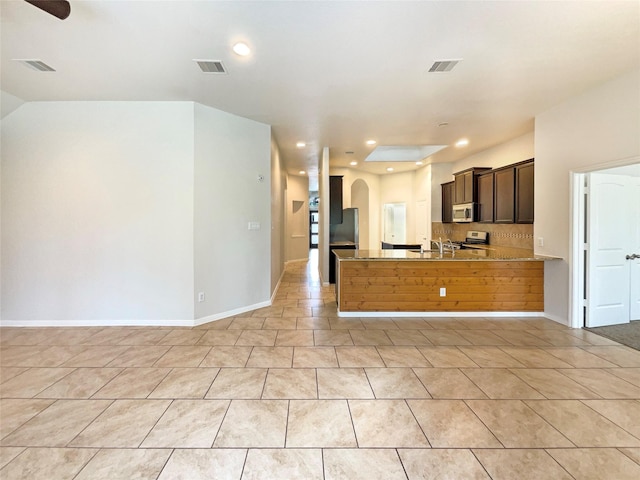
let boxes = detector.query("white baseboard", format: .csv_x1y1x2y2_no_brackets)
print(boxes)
193,300,271,327
0,318,194,328
337,311,546,318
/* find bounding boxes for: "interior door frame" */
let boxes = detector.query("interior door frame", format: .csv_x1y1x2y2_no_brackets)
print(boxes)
569,156,640,328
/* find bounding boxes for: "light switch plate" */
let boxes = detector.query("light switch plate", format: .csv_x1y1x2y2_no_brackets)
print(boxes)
248,221,261,230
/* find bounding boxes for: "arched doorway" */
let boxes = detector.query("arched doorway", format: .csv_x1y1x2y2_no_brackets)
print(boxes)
351,179,370,249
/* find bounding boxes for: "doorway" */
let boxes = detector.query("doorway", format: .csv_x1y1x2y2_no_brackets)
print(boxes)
383,203,406,244
571,163,640,328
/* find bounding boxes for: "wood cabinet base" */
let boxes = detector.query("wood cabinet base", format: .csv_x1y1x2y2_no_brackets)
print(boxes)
337,260,543,312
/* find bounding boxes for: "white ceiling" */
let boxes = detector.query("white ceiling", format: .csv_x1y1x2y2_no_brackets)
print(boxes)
2,1,639,188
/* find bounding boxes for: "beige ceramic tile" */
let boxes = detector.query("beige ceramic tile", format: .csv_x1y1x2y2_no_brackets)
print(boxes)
106,346,171,367
69,399,171,448
0,346,49,366
317,368,375,399
412,368,487,399
543,347,619,367
194,317,233,329
426,319,470,330
456,330,511,346
461,369,545,399
262,368,317,399
92,367,171,398
157,329,206,345
421,330,472,346
349,330,393,346
558,368,640,398
141,399,229,448
491,330,552,346
349,399,429,447
525,330,593,346
581,346,640,367
228,317,266,330
275,330,314,346
263,317,298,329
0,367,29,384
242,449,323,480
313,330,353,346
473,449,573,480
0,399,55,439
199,346,252,367
399,448,491,480
620,448,640,465
0,447,97,480
465,400,573,448
17,346,87,367
328,318,364,330
286,400,357,447
361,319,398,330
79,328,136,345
62,346,130,367
75,448,171,480
292,347,338,368
393,319,432,330
336,346,385,367
246,347,293,368
582,400,640,438
498,347,573,368
458,346,526,368
214,399,288,448
0,368,75,398
196,330,242,346
296,317,331,329
323,448,408,480
2,399,111,447
365,368,430,398
148,368,219,398
385,329,433,346
35,367,123,399
509,368,602,399
153,346,211,367
408,400,501,448
548,448,640,480
281,307,313,318
205,368,267,399
418,347,478,367
376,346,432,367
0,447,25,469
157,449,246,480
526,400,640,447
115,330,170,346
607,368,640,387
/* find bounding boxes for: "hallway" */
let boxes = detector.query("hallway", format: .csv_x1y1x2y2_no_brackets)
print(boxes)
1,255,640,478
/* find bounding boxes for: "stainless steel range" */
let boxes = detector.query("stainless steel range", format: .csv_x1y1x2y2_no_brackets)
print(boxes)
450,230,489,249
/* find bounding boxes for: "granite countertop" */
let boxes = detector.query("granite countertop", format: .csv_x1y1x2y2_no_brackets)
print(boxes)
333,245,561,261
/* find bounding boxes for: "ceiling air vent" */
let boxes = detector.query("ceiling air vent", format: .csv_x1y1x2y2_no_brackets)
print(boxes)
428,59,461,73
15,59,56,72
194,60,227,74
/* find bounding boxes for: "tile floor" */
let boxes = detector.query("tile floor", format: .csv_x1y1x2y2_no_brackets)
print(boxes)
2,255,640,479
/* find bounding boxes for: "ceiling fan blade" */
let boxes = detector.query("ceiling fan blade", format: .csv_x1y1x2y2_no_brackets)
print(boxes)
25,0,71,20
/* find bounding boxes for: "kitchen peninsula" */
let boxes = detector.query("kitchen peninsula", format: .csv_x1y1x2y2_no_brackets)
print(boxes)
334,247,558,316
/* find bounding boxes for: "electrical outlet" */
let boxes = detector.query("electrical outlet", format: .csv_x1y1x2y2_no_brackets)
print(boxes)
537,237,544,247
198,292,205,302
439,287,446,297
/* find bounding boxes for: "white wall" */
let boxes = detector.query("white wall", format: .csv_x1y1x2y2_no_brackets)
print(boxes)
380,171,416,244
193,104,272,322
285,173,310,261
1,102,195,323
428,163,454,223
270,137,286,295
319,147,330,284
1,90,24,119
535,69,640,324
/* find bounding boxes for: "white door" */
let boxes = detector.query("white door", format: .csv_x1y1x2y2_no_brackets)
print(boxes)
630,177,640,320
415,200,429,248
383,203,406,244
586,173,633,327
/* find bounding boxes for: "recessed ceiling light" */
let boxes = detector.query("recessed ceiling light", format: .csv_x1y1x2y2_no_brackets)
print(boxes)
232,42,251,56
386,167,394,172
350,161,358,166
366,140,376,146
416,161,423,166
299,170,306,175
455,138,469,148
296,142,306,148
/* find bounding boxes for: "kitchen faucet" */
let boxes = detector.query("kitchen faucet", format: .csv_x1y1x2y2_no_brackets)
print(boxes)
432,237,444,255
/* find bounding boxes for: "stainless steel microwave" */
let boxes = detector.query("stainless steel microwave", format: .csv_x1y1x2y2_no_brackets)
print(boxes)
452,203,475,223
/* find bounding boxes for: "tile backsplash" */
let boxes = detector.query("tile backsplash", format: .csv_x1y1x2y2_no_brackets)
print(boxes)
431,222,533,249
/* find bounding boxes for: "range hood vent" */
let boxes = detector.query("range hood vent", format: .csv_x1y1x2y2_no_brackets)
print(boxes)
16,59,56,72
194,60,227,74
428,59,461,73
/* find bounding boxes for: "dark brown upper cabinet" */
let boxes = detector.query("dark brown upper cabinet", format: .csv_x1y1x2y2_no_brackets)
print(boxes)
329,175,343,225
493,166,515,223
441,181,454,223
477,171,494,223
453,167,491,205
515,160,534,224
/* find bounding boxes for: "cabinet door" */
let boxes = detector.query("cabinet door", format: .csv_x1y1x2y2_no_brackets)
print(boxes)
441,182,454,223
515,162,534,223
494,168,515,223
454,171,473,204
477,172,494,223
329,176,343,224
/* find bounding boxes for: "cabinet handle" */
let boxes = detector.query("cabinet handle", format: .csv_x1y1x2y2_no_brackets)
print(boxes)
626,254,640,260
